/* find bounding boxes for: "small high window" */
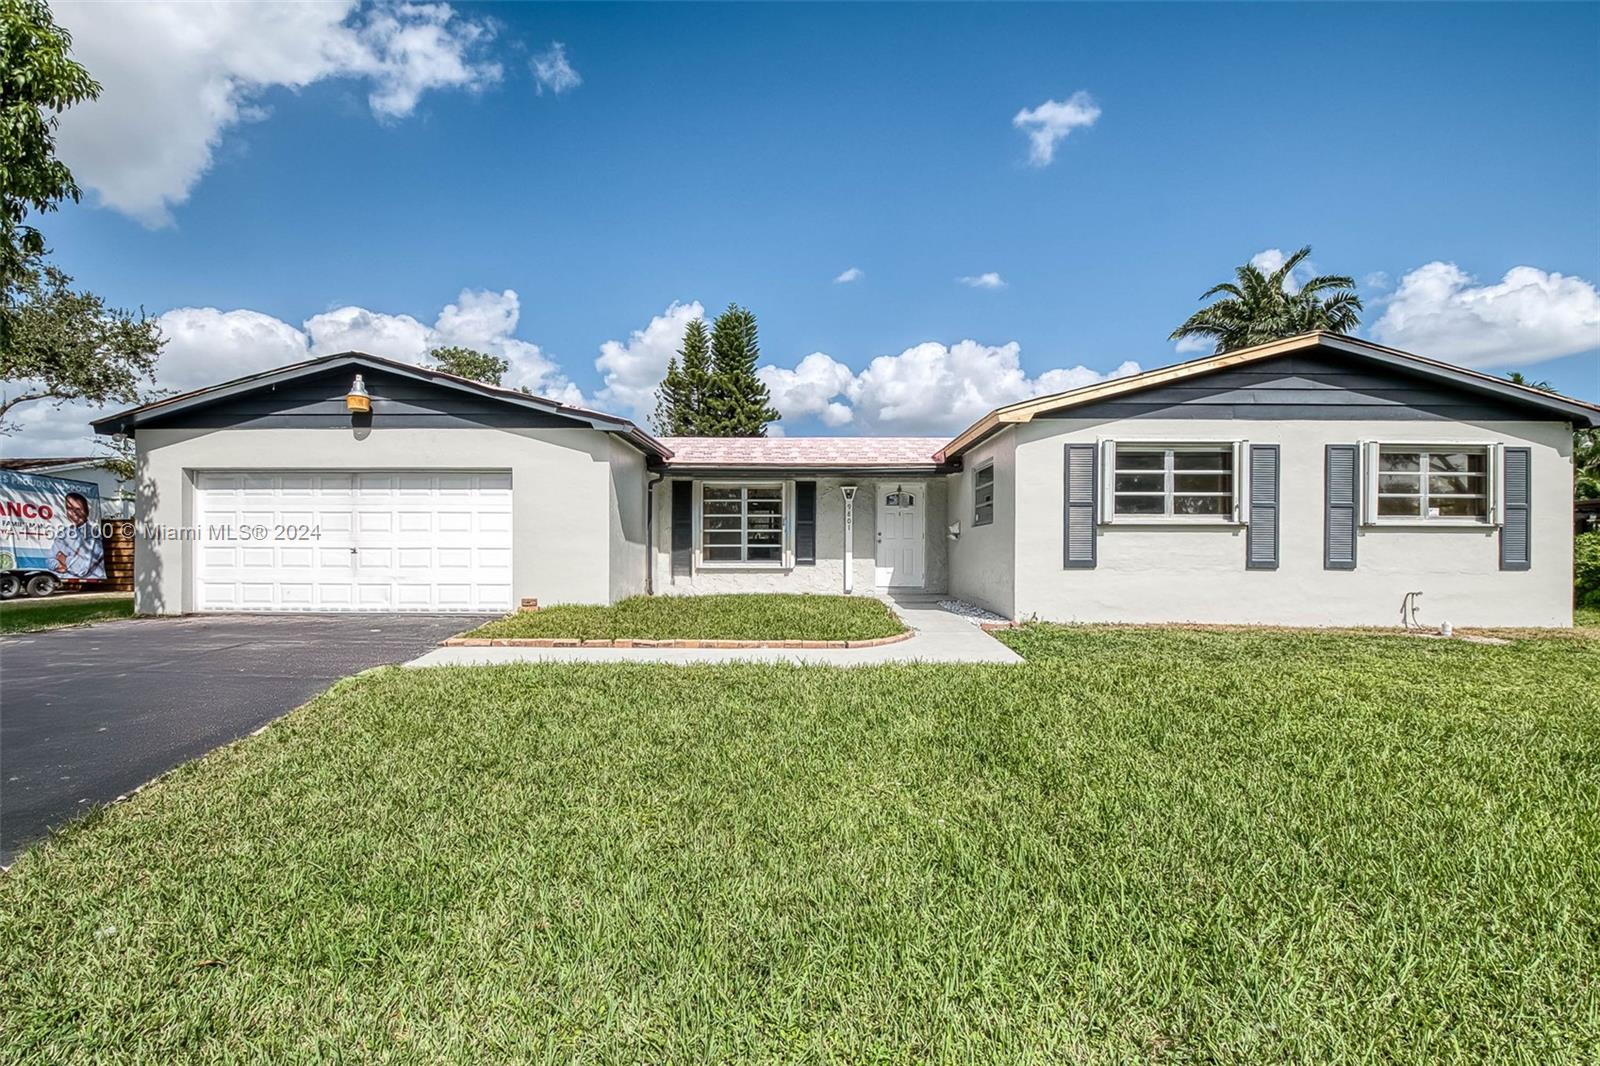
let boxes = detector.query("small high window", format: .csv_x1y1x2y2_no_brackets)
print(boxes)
973,463,995,526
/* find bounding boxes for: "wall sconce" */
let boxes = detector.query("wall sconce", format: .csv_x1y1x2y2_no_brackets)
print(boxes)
948,521,961,541
345,374,371,413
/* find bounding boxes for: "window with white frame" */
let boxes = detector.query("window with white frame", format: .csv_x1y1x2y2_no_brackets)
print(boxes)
973,463,995,526
701,483,785,563
1112,444,1235,518
1375,445,1489,520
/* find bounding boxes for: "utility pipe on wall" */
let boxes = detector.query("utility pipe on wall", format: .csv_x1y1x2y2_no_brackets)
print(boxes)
645,470,665,595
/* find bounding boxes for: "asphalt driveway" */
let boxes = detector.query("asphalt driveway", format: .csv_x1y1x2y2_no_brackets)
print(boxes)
1,613,490,865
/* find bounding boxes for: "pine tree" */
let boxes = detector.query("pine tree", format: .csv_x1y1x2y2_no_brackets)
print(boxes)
653,356,686,434
703,304,779,436
652,316,713,435
678,317,713,433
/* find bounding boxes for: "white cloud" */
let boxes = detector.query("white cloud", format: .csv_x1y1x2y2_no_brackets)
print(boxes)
593,301,706,423
758,341,1141,435
1373,262,1600,368
1363,271,1391,292
758,353,857,427
834,267,864,284
530,41,581,95
51,1,502,225
1248,247,1320,293
959,272,1007,290
1173,335,1213,355
1012,91,1101,167
154,307,314,391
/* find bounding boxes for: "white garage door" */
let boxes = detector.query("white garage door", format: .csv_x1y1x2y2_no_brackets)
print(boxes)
194,471,513,612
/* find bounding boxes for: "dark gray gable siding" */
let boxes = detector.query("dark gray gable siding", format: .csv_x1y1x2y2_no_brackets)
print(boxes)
1038,351,1566,422
140,367,582,430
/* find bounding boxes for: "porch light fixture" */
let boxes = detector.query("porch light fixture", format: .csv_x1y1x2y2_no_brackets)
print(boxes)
345,374,372,413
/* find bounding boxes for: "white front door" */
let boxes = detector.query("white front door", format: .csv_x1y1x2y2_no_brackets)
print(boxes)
193,470,513,612
874,481,925,588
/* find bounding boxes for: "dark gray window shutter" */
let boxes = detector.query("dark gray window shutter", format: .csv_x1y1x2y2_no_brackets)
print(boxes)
794,481,817,565
671,481,693,577
1246,444,1279,570
1500,447,1531,571
1324,444,1358,570
1064,443,1097,569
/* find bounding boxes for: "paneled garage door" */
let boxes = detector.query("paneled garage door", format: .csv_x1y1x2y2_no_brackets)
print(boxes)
194,471,513,612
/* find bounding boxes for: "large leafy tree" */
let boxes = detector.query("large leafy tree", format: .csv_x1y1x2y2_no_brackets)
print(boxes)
1170,246,1362,354
0,263,163,433
653,317,712,435
703,304,778,436
430,345,509,386
1,0,101,344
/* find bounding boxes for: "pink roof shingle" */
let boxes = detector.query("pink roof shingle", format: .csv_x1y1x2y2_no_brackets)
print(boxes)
657,436,945,468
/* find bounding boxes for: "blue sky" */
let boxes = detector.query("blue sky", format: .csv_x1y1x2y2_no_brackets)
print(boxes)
19,1,1600,451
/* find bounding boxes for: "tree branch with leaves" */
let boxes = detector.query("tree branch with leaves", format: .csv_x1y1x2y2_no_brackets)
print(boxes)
1,263,163,432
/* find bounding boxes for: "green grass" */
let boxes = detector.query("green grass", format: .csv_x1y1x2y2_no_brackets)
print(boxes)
1576,604,1600,627
0,593,133,633
462,593,906,642
3,626,1599,1062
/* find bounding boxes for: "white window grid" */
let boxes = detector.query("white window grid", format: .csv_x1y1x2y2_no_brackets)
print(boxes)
1112,444,1235,518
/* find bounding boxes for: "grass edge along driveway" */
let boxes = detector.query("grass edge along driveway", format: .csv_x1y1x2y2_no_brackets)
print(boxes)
461,592,906,642
0,593,134,634
1,625,1597,1062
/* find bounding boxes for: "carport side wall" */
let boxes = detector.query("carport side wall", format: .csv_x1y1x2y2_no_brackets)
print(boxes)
133,427,620,614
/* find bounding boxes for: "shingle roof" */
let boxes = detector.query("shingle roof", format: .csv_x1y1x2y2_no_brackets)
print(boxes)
658,436,945,468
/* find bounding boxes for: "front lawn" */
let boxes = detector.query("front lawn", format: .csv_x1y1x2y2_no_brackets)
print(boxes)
0,593,134,634
461,592,906,642
3,626,1597,1062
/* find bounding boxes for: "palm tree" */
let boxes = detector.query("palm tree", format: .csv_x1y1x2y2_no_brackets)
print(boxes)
1170,246,1363,354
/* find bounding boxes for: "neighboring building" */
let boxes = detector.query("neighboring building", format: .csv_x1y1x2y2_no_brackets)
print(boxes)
0,457,135,518
94,333,1599,626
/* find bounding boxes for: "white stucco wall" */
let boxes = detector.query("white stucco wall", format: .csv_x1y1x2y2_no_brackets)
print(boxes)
1009,418,1575,627
133,426,632,614
650,476,948,596
607,437,649,602
945,431,1016,618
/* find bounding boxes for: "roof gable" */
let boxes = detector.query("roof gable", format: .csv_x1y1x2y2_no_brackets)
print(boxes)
940,333,1600,459
93,352,669,457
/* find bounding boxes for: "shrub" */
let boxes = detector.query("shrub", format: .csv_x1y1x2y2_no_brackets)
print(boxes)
1577,531,1600,608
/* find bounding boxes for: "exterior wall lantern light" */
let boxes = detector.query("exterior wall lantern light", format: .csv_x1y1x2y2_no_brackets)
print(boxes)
345,374,372,414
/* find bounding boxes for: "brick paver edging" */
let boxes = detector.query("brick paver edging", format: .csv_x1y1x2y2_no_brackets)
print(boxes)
441,630,914,650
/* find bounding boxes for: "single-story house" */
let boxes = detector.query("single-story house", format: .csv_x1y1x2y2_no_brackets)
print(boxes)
0,456,135,518
94,332,1599,626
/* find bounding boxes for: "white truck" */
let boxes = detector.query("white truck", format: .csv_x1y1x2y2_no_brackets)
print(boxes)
0,469,107,599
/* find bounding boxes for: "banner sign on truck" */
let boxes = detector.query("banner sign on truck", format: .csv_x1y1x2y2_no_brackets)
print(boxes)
0,469,107,580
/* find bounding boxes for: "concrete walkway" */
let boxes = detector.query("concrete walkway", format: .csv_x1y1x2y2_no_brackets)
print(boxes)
405,593,1022,667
